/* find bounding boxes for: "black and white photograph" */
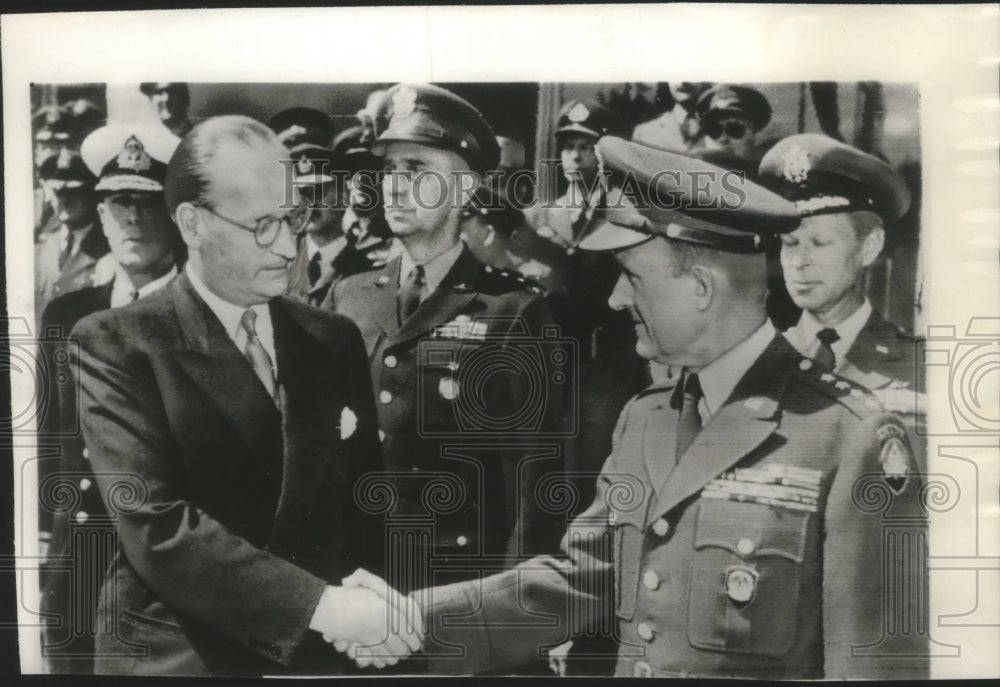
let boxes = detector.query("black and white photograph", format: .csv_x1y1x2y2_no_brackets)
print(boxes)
2,5,998,681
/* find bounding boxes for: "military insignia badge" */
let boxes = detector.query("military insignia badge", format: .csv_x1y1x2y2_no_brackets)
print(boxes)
781,144,811,184
568,102,590,123
725,565,758,607
392,86,418,120
117,135,152,172
295,158,314,175
877,423,911,493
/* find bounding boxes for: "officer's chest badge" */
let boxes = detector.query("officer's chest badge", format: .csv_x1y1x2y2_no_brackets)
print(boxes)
117,136,152,172
877,423,911,494
434,315,488,340
392,86,418,120
568,102,590,123
781,144,811,184
725,565,758,607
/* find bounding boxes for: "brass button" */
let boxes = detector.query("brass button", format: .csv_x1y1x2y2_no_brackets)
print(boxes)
633,660,653,678
79,478,92,491
636,622,654,641
378,430,386,442
379,390,392,405
82,448,89,459
737,537,755,555
651,518,670,537
456,535,468,547
384,355,398,369
75,511,88,524
642,570,660,591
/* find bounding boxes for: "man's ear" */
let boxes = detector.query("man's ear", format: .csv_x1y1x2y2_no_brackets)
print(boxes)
860,226,885,268
174,202,202,249
690,264,715,312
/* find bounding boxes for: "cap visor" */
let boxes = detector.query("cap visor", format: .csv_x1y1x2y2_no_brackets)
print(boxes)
95,175,164,193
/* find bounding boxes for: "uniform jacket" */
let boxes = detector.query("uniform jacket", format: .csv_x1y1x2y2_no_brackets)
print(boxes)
306,233,394,307
420,335,928,679
71,272,385,676
324,247,568,587
35,224,110,324
838,308,921,392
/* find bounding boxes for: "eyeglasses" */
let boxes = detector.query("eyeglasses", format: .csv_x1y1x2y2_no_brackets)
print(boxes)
704,120,750,141
197,203,311,247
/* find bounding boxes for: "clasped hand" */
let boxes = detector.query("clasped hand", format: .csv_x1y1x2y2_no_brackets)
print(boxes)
309,568,424,669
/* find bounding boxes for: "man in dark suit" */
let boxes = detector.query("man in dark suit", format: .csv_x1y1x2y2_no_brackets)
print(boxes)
69,115,420,676
39,123,183,674
346,137,928,679
323,84,568,602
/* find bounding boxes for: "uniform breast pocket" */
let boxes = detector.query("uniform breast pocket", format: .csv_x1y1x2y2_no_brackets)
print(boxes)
686,498,811,657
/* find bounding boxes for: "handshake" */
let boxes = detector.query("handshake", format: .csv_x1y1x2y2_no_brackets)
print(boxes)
308,568,426,669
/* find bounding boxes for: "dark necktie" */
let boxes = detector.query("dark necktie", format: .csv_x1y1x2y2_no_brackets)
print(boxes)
129,289,140,302
240,309,276,399
570,194,591,240
398,264,425,324
673,371,703,462
815,328,841,372
307,251,322,287
59,230,77,270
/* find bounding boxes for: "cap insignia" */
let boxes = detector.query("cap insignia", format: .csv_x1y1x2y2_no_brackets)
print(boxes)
781,144,811,184
568,102,590,123
279,124,307,143
56,148,74,170
392,86,418,120
296,158,314,175
117,136,152,172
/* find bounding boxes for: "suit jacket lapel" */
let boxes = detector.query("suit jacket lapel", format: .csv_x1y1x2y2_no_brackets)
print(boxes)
646,335,794,525
389,247,480,348
170,273,282,460
267,300,348,550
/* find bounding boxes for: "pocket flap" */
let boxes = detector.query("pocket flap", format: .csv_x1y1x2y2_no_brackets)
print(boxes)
693,499,809,563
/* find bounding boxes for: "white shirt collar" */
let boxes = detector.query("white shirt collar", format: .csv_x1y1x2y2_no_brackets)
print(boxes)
399,240,464,295
185,265,276,370
58,222,95,256
787,299,872,372
109,264,177,308
691,320,776,420
306,234,348,265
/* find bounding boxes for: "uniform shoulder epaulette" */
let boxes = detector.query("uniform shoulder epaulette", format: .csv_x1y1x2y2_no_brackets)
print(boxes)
477,264,546,295
793,357,886,420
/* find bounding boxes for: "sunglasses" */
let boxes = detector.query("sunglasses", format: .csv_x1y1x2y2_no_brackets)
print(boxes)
704,120,750,141
198,203,312,248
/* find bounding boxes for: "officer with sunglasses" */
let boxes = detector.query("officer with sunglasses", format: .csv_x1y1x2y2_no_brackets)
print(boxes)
696,84,772,162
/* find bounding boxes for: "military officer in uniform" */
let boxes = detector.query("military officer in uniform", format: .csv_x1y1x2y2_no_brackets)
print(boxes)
39,123,182,674
34,149,109,327
696,84,772,163
324,84,568,598
759,134,922,417
525,98,634,361
345,137,928,679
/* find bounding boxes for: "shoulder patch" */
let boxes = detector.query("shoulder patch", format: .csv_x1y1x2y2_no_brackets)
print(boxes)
877,422,912,494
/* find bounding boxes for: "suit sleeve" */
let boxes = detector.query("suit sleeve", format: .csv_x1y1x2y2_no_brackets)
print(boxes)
822,412,928,679
73,314,327,667
419,402,634,674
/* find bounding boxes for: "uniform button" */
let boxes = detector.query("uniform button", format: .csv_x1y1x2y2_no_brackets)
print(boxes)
737,537,755,555
642,570,660,591
411,466,420,472
378,430,386,442
379,390,393,404
456,535,468,547
799,359,813,371
384,355,398,368
636,622,655,641
651,518,670,537
75,511,88,524
82,448,89,459
79,478,92,491
633,660,653,678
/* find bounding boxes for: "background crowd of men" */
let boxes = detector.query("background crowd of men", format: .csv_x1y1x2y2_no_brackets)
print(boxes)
33,80,927,679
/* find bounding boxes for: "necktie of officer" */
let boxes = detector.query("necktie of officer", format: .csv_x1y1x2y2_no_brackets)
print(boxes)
240,309,276,399
815,327,841,372
307,251,322,287
58,230,76,270
398,264,425,323
570,195,591,240
130,289,140,302
673,371,703,462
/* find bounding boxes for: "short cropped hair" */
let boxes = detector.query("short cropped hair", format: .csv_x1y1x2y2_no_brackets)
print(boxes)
666,237,768,307
164,115,282,217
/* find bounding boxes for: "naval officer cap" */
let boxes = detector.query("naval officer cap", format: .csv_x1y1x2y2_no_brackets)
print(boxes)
555,99,623,141
758,133,911,223
80,124,180,194
697,84,772,131
578,137,800,253
371,83,501,174
38,148,96,190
